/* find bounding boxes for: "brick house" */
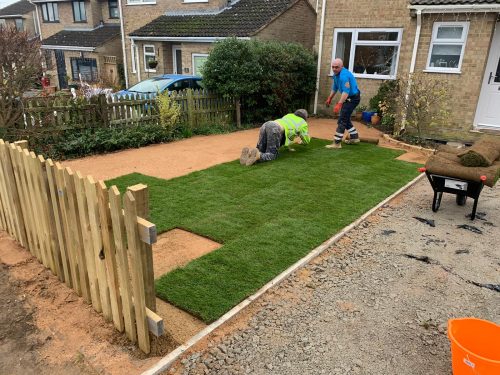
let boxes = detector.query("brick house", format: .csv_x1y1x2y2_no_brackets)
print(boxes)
314,0,500,141
33,0,124,88
122,0,316,87
0,0,38,37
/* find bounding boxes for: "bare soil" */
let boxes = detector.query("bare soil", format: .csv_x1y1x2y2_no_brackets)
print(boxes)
0,119,429,374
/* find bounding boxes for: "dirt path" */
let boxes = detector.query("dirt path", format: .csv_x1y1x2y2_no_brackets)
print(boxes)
0,120,430,375
63,118,422,181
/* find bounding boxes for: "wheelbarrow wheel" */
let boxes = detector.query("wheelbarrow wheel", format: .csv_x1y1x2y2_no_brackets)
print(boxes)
456,194,467,206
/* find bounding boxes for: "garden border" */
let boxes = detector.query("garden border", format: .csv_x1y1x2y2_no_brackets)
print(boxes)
142,172,426,375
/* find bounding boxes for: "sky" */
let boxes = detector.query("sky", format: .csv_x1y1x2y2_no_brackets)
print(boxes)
0,0,19,9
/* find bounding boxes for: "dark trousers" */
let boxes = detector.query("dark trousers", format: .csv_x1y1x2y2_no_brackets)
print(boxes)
334,92,361,143
256,121,284,162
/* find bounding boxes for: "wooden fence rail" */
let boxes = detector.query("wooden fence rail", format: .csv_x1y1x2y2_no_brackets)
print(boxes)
0,139,160,353
19,89,238,130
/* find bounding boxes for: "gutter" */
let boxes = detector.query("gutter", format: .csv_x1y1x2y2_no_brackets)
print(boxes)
408,4,500,14
128,36,250,42
118,0,128,87
41,45,95,52
313,0,326,115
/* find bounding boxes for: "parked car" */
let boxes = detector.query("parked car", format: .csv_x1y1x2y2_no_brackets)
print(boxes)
116,74,203,97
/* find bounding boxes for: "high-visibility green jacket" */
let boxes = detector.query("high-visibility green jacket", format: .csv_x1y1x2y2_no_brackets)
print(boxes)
275,114,311,147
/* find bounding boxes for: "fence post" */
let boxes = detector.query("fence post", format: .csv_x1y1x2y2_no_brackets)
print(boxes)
235,97,241,128
186,89,195,129
127,184,156,312
98,94,110,127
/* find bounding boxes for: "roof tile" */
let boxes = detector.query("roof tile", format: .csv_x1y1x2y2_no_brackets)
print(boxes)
130,0,303,38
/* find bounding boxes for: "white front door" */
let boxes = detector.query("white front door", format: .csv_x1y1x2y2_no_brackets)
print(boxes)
475,23,500,129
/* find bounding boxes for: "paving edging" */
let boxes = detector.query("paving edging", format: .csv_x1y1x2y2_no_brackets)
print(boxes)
381,133,435,157
142,172,426,375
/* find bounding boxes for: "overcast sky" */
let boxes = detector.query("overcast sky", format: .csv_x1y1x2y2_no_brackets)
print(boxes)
0,0,19,9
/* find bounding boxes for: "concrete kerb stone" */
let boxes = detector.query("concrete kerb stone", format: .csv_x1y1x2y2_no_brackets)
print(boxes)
142,173,427,375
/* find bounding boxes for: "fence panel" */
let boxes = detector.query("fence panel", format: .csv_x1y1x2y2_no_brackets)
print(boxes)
18,90,237,132
0,138,159,354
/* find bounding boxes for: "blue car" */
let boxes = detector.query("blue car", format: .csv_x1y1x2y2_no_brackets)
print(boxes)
116,74,204,98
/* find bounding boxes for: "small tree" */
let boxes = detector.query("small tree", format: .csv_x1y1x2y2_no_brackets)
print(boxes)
0,26,42,130
393,72,450,138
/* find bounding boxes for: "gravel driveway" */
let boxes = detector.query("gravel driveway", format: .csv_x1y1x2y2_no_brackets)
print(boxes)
163,177,500,375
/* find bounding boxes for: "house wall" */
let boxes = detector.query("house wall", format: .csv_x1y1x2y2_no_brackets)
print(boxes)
255,0,316,50
100,1,120,24
180,42,211,74
38,0,105,39
122,0,227,84
316,0,498,141
0,13,36,37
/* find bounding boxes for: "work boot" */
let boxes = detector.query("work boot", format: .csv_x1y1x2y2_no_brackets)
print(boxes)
246,148,261,166
344,138,360,145
240,147,250,165
325,142,342,149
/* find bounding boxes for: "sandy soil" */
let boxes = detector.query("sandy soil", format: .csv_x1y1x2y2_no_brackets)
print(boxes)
0,119,430,375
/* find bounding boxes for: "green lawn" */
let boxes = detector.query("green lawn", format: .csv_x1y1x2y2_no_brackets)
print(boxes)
108,138,420,322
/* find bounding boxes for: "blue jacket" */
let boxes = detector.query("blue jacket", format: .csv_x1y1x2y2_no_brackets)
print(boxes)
332,68,359,97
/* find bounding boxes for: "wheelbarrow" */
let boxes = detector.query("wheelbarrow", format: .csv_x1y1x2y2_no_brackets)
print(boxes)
419,168,486,220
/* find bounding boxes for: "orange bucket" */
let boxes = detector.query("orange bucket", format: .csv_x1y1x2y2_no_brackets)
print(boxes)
448,318,500,375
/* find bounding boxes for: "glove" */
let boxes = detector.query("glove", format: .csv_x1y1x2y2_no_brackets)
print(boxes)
334,102,343,114
325,97,332,107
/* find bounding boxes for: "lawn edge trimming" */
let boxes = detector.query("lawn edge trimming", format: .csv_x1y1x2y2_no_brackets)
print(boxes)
142,172,426,375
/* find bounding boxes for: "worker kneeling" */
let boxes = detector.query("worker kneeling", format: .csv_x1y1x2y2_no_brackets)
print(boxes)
240,109,311,166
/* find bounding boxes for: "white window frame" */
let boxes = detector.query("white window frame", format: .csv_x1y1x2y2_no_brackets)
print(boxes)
183,0,208,3
126,0,156,6
0,19,6,27
425,21,469,74
143,44,156,72
131,44,137,73
172,45,182,74
331,28,403,80
192,53,208,76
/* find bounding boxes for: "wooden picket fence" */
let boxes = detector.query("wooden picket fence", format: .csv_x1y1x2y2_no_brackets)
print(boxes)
20,89,238,130
0,139,162,353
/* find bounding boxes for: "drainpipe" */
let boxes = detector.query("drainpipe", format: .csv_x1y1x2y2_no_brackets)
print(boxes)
131,39,141,82
313,0,327,114
401,9,422,133
29,0,42,40
117,0,128,87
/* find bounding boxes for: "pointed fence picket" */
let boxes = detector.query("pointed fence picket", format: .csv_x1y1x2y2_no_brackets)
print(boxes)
0,139,162,354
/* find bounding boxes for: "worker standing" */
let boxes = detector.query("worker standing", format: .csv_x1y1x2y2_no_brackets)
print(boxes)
325,58,361,149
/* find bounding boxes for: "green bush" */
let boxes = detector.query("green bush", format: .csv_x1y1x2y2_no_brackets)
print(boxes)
369,80,399,112
157,91,181,131
202,38,316,123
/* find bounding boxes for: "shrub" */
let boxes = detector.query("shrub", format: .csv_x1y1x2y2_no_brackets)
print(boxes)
157,91,181,131
369,80,399,113
393,73,450,137
202,38,316,123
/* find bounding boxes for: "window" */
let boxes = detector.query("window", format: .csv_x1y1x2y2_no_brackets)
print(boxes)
426,22,469,73
108,0,119,18
71,57,98,81
143,45,156,72
192,53,208,76
72,1,86,22
0,19,6,28
14,18,23,31
41,3,59,22
332,28,402,79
